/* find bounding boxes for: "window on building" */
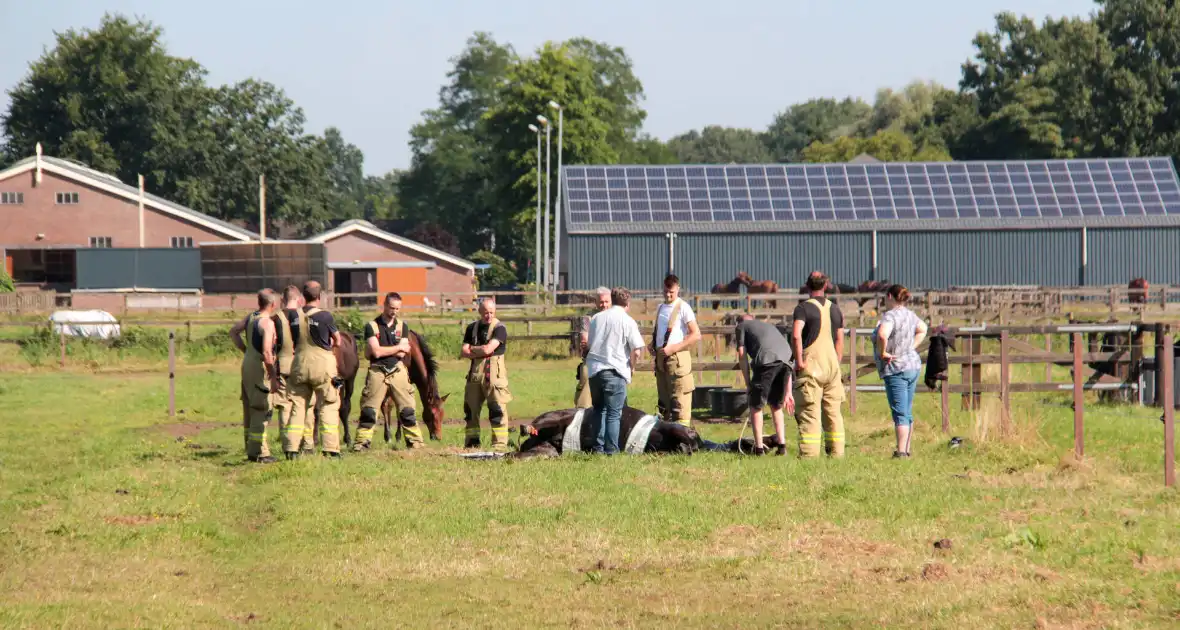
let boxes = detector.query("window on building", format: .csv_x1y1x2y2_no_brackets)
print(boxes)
56,192,79,204
0,192,23,204
170,236,194,248
89,236,112,248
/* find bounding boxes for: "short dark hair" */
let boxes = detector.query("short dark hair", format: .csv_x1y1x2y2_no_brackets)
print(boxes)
663,274,680,289
302,280,322,302
805,271,828,292
283,285,301,303
257,288,277,309
611,286,631,307
384,292,402,304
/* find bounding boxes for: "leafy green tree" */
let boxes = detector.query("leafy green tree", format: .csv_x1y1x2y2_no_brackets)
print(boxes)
667,126,774,163
764,97,872,162
362,170,401,220
192,79,337,233
398,33,515,256
483,41,626,268
323,127,365,218
469,250,516,289
801,129,952,163
1,13,210,198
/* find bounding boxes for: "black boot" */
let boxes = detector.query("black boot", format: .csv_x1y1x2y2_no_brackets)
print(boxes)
774,444,787,456
323,451,343,459
284,451,299,461
249,455,277,464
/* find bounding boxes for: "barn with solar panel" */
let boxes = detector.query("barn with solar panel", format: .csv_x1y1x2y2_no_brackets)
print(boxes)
558,157,1180,293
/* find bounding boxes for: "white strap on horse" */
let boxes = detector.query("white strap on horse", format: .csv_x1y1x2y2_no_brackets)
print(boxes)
624,415,659,455
562,408,587,454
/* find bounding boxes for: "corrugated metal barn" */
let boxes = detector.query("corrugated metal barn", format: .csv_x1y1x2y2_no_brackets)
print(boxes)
560,157,1180,293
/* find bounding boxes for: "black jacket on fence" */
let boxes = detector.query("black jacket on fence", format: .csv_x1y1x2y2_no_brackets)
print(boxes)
924,325,955,390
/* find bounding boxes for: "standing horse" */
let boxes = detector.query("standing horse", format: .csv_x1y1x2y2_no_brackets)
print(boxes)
513,406,700,457
738,271,779,309
711,275,746,311
378,329,448,443
318,329,448,447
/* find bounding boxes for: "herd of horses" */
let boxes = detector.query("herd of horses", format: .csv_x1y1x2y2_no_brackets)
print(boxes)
709,271,890,310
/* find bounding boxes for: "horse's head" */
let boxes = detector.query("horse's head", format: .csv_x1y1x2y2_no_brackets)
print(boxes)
662,423,700,455
736,271,752,284
422,391,449,441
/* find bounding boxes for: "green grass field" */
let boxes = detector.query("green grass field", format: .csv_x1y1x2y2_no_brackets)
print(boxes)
0,340,1177,628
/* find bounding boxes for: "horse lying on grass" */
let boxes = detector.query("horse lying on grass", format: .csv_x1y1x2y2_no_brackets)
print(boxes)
511,407,782,457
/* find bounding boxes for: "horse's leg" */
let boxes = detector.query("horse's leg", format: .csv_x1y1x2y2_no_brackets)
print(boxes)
339,376,355,447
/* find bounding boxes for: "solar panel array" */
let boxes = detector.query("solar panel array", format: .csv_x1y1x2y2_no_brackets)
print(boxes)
562,158,1180,226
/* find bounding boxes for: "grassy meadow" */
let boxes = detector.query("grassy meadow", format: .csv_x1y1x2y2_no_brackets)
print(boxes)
0,321,1177,628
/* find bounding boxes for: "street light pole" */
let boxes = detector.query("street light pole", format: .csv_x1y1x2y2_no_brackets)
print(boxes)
549,100,563,295
538,114,551,296
528,124,542,297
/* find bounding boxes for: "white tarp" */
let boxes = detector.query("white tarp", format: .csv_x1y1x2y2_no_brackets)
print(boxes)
49,310,121,339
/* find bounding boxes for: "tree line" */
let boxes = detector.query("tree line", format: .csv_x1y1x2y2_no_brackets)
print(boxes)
3,1,1178,285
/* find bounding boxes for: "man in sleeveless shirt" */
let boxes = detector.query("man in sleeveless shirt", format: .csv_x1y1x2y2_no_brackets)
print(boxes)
575,286,612,409
355,292,422,451
229,288,281,463
461,298,512,450
288,280,344,458
651,274,700,426
790,271,846,458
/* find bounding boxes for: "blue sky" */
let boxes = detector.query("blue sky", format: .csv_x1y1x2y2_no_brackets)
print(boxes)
0,0,1098,175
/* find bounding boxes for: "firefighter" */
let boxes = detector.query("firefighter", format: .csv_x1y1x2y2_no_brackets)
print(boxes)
651,274,701,426
274,285,309,456
790,271,846,458
230,288,281,463
461,298,512,450
574,286,613,409
355,291,422,451
287,280,344,458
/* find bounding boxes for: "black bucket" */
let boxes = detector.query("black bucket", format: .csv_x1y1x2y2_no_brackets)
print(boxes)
710,388,749,418
692,385,726,409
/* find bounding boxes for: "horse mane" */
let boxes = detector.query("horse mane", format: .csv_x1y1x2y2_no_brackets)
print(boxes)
410,329,439,380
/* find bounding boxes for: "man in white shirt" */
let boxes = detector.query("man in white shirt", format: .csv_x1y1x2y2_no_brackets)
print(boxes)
585,286,646,454
651,274,701,426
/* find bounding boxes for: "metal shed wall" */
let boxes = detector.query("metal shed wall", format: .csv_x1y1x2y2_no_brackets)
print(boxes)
76,248,202,290
877,230,1080,288
1086,227,1180,285
674,233,872,293
568,235,667,290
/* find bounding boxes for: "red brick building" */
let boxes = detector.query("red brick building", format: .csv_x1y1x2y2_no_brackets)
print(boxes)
306,219,475,307
0,146,255,290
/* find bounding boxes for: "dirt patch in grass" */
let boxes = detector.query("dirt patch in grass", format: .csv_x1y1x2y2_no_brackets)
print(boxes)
155,421,235,439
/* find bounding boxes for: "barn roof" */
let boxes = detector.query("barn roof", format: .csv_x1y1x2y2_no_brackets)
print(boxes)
0,154,258,241
561,157,1180,235
305,219,475,270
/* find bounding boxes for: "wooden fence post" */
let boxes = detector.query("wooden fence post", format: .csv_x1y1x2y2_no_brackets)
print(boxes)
1000,330,1010,431
1072,332,1084,458
168,331,176,418
1045,334,1053,382
1162,327,1175,487
849,328,857,416
941,378,949,433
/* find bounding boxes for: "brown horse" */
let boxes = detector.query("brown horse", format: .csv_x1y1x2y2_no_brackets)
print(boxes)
711,275,746,311
513,406,700,457
320,329,448,447
379,329,448,443
738,271,778,309
1129,277,1149,304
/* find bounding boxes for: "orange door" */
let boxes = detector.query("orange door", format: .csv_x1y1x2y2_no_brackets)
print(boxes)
4,254,11,276
376,267,427,307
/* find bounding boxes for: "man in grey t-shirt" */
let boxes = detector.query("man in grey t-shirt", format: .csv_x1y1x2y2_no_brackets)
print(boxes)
735,314,795,455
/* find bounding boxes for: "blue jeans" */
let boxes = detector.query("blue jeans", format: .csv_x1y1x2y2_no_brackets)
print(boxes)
883,369,920,427
589,369,627,454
